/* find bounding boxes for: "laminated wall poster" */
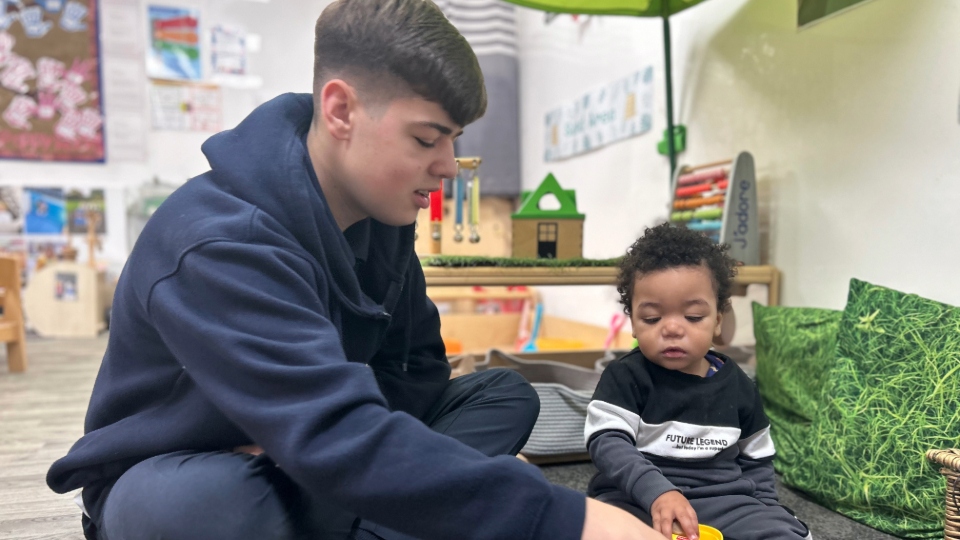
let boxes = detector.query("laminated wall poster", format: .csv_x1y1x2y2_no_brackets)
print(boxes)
544,68,653,162
65,187,105,233
210,24,245,76
0,186,24,234
0,0,105,162
146,5,200,81
23,187,65,234
149,79,220,131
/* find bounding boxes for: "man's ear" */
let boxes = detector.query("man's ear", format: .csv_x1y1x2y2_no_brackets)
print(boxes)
318,79,357,141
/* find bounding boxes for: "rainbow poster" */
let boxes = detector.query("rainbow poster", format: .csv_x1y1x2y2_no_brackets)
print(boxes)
146,5,201,81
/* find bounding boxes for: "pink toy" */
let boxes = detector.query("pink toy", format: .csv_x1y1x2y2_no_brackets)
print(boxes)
603,312,627,351
677,168,727,186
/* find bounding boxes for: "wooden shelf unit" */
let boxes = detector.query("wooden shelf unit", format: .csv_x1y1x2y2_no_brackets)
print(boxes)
423,265,781,306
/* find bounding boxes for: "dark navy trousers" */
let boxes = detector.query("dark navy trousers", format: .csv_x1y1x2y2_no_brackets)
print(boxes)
95,369,539,540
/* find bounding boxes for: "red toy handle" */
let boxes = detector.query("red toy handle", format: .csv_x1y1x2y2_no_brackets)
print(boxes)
430,182,443,222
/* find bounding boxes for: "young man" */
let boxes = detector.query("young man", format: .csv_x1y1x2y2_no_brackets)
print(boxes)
47,1,664,539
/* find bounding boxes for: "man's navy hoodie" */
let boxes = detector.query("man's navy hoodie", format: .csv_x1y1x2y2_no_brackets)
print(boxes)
46,93,584,540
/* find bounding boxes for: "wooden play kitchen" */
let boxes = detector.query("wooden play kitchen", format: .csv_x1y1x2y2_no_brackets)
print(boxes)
23,261,112,338
21,208,113,338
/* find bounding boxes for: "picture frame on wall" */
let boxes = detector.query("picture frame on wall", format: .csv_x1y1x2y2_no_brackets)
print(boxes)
0,0,105,162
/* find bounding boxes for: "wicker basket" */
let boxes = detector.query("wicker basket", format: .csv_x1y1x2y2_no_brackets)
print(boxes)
927,448,960,540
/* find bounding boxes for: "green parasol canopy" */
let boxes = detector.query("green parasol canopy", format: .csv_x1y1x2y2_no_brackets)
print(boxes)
501,0,713,183
502,0,708,17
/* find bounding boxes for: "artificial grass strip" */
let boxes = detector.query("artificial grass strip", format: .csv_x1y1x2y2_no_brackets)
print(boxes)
752,304,842,478
420,255,622,268
788,279,960,539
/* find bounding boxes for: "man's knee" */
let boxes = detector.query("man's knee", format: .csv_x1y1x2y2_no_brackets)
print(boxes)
484,368,540,427
101,451,296,540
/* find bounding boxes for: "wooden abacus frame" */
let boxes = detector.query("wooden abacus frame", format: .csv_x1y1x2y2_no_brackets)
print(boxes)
668,151,760,265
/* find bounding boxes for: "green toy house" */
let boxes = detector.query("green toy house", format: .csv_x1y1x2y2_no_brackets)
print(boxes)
512,173,585,259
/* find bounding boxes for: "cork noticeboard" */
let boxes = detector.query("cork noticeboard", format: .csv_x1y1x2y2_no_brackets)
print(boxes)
0,0,104,162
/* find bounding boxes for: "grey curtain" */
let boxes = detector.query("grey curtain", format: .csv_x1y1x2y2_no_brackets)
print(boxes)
437,0,521,197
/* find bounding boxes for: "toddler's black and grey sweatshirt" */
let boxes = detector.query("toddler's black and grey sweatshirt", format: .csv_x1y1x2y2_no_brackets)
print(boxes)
585,350,779,512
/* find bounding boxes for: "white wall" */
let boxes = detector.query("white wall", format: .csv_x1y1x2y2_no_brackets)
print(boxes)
140,0,326,195
6,0,958,323
0,0,327,273
517,0,960,327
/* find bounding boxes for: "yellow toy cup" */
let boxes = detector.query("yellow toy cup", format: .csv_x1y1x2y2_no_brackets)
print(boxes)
672,524,723,540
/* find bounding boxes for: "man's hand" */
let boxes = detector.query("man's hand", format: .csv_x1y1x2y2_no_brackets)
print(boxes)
234,444,264,455
582,497,669,540
650,491,699,540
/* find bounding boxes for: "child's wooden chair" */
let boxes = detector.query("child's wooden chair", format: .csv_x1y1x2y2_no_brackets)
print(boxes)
0,254,27,372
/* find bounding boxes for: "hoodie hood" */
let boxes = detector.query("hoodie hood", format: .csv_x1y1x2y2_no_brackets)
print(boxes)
200,92,413,315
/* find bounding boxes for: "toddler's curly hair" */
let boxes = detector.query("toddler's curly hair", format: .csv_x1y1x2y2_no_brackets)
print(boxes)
617,223,738,315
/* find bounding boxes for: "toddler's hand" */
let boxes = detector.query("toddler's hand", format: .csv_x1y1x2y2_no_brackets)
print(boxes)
650,491,699,540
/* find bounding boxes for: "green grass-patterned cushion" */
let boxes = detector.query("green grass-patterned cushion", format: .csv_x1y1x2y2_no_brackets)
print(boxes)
752,303,841,479
789,278,960,539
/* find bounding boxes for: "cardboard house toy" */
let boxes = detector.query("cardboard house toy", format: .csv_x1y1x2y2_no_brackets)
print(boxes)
512,173,585,259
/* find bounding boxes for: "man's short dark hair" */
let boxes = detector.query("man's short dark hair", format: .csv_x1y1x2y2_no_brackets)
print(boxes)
313,0,487,127
617,223,738,315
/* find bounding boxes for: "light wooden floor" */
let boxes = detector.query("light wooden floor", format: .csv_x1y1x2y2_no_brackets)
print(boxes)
0,336,104,540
